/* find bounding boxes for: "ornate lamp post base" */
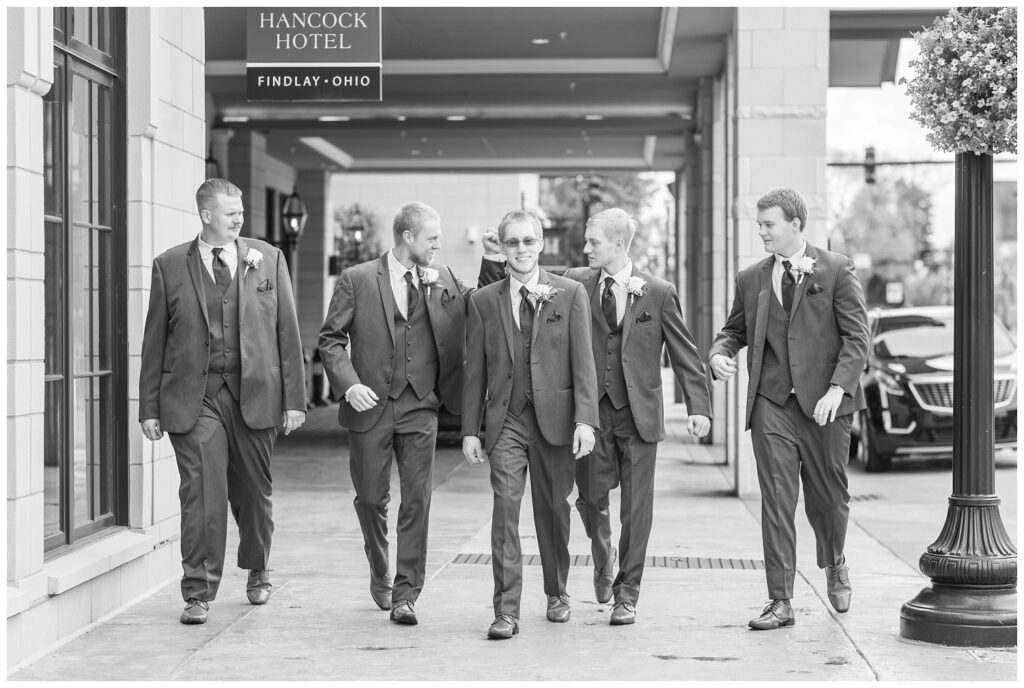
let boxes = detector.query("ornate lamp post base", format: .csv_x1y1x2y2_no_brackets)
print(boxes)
901,586,1016,647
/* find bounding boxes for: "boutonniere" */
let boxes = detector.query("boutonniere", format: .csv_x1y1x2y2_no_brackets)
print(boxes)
418,267,440,287
795,256,816,285
530,284,562,304
242,248,263,278
625,276,647,303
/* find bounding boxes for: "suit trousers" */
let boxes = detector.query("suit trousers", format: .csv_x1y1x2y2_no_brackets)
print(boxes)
348,385,438,604
575,396,657,605
168,385,278,602
750,394,852,599
489,404,576,618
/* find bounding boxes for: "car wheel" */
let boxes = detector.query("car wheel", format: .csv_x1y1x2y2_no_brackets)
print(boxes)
860,411,893,473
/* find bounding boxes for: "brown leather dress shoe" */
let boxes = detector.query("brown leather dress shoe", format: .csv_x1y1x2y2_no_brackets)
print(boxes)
488,614,519,639
246,570,272,605
594,547,616,604
370,574,392,611
390,600,418,625
826,557,852,613
748,599,794,630
180,598,209,625
546,595,571,623
610,601,636,625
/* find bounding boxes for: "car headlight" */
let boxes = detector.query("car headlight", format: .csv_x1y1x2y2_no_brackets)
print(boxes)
874,370,904,396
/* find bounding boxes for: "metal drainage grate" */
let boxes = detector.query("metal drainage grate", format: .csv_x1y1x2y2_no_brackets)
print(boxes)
850,493,882,502
452,554,764,570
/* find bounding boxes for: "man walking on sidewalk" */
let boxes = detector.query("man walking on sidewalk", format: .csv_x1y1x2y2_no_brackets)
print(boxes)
462,210,598,640
709,188,868,630
564,208,712,625
139,178,307,625
319,202,498,626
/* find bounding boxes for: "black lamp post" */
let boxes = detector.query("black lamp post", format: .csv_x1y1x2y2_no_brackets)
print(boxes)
204,147,221,179
280,185,308,271
899,151,1017,646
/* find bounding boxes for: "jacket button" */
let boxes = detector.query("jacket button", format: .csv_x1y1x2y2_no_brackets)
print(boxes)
606,366,611,371
508,373,513,379
407,356,412,361
201,370,207,375
502,399,508,406
605,381,610,387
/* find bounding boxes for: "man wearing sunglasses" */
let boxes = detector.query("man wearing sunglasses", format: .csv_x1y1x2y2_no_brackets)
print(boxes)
462,210,599,640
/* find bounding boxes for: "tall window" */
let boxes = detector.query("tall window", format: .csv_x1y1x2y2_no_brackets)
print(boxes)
43,8,127,553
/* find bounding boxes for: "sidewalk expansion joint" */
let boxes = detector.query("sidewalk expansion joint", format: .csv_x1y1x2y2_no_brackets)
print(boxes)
451,554,765,569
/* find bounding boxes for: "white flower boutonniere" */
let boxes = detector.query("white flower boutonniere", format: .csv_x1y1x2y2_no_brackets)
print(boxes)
243,248,263,278
795,256,816,284
419,267,440,287
530,284,561,304
625,276,647,303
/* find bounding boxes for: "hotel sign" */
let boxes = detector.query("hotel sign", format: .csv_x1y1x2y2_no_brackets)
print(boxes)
246,8,382,101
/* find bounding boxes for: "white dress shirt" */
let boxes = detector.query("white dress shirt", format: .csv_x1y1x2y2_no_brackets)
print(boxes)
387,250,420,319
197,236,238,280
599,261,632,326
509,271,541,329
772,241,807,306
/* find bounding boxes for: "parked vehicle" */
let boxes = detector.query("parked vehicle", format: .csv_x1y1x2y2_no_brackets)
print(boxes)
850,306,1017,472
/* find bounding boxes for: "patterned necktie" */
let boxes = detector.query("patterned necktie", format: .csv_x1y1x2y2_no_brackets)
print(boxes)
781,259,795,314
519,286,534,340
211,247,231,295
404,270,419,317
602,276,618,330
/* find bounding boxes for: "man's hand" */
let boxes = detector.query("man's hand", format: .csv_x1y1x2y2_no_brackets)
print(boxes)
463,436,487,465
282,410,306,435
572,424,595,460
813,386,845,426
481,227,502,255
687,414,711,438
141,418,163,441
346,384,379,412
709,353,738,381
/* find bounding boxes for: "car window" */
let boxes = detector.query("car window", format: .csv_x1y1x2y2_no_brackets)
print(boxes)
873,315,1015,358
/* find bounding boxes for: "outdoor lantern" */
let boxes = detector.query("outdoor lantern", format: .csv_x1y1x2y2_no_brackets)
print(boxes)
204,148,221,179
281,185,309,238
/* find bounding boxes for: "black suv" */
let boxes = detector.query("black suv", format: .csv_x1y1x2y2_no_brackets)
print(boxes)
851,306,1017,472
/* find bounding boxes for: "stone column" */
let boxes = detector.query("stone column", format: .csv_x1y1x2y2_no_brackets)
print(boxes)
227,130,269,240
294,169,334,353
728,7,829,495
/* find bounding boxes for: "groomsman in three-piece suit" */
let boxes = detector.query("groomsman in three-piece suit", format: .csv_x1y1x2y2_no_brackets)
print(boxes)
319,202,500,626
709,188,868,630
139,178,307,625
462,210,599,640
564,208,712,625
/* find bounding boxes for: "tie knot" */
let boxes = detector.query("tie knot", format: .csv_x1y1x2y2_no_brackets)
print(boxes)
604,276,616,290
212,247,223,258
782,259,792,272
404,270,416,285
519,285,531,301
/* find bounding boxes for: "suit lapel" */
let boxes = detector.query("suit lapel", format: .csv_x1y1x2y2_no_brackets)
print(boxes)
531,270,550,348
621,265,642,346
497,278,515,359
587,270,610,335
753,257,773,356
236,238,249,325
377,254,396,344
186,237,210,330
788,243,817,317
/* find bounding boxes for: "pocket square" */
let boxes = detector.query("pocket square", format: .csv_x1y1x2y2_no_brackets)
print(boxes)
440,290,453,306
546,312,563,323
807,283,824,295
636,310,653,323
257,279,273,293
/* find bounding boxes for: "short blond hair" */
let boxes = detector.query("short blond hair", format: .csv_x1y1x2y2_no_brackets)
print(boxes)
587,208,636,249
497,210,543,241
196,178,242,213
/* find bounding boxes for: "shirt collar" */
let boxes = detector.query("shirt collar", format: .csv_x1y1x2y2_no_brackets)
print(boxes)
600,261,633,286
388,249,417,283
198,235,237,255
775,241,806,267
510,270,540,294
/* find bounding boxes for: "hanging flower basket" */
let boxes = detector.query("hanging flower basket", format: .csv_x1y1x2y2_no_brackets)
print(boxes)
899,7,1017,155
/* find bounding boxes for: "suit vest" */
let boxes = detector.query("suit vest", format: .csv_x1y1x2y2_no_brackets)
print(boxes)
757,291,794,406
388,290,440,400
597,320,629,410
202,265,242,400
509,313,534,415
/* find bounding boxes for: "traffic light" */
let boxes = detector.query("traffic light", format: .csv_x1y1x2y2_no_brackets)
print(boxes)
864,146,877,185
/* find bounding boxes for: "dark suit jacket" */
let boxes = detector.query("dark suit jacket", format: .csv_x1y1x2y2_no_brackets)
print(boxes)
709,243,869,430
563,266,713,443
319,253,470,433
139,237,306,433
462,270,600,453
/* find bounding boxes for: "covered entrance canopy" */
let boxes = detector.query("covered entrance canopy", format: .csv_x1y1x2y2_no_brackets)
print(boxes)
203,7,943,174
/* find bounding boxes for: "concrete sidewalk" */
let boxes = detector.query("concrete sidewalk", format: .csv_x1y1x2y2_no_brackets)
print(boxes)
10,399,1016,681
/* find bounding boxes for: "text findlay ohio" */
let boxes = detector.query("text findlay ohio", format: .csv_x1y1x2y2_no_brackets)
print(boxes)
254,74,373,88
